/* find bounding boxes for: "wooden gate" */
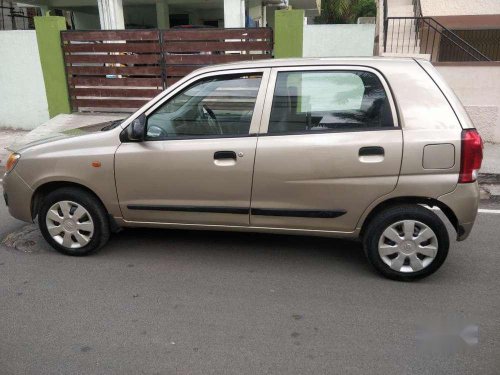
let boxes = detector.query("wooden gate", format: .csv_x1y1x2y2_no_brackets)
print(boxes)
62,28,273,112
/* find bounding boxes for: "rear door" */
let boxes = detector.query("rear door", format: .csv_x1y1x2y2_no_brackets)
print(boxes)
250,66,403,232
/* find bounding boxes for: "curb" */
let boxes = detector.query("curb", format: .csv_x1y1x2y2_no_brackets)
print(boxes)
479,173,500,185
479,173,500,203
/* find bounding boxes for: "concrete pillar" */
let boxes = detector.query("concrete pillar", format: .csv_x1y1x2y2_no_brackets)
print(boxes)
274,9,304,58
34,16,71,117
224,0,245,28
97,0,125,30
265,6,276,28
156,0,170,29
248,4,263,26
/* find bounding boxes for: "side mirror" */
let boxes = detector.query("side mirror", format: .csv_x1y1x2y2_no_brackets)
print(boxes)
127,114,146,141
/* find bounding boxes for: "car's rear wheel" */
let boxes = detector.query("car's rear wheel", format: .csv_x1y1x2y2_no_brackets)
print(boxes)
38,187,110,256
363,204,449,281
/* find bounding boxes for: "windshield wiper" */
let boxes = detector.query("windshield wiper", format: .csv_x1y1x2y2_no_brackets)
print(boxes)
101,119,125,131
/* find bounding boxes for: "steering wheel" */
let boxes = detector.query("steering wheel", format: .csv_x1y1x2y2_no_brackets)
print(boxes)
202,104,223,135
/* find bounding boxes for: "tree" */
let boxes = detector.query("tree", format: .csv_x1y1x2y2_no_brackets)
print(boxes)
315,0,376,24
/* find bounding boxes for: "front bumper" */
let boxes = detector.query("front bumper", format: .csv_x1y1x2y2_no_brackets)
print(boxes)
438,182,480,241
2,170,34,223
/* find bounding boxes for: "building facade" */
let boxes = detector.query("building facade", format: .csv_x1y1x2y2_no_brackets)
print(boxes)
11,0,320,30
0,1,41,30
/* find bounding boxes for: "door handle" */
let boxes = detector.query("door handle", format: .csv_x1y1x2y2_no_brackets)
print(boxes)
359,146,385,163
214,151,237,160
359,146,385,157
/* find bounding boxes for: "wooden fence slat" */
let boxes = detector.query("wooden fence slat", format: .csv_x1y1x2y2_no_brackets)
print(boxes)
67,66,162,76
62,30,160,41
62,28,273,111
65,54,161,64
64,42,161,53
165,65,200,77
72,99,149,108
163,41,273,52
166,78,180,86
162,28,272,41
164,54,269,65
68,77,163,87
69,88,162,98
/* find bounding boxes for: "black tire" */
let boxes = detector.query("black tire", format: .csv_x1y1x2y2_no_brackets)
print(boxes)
38,187,110,256
363,204,449,281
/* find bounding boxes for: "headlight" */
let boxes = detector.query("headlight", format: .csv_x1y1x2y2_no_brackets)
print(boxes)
5,153,20,174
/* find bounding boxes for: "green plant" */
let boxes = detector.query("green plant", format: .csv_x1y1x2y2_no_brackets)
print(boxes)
354,0,377,18
315,0,376,24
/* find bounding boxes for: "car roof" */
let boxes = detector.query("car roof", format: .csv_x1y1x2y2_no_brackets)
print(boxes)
194,57,420,74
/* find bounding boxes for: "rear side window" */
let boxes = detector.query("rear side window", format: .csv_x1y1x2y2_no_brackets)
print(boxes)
268,70,394,134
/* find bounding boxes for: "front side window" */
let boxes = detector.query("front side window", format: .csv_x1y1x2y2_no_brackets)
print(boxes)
146,73,262,140
268,70,394,134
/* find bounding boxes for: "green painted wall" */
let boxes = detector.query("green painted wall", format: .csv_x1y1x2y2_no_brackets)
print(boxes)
274,9,304,58
34,16,71,118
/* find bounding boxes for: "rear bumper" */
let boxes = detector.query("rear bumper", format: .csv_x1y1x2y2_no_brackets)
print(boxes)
1,170,34,223
438,182,479,241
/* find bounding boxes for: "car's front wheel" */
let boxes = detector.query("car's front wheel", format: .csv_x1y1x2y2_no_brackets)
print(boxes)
363,204,449,281
38,187,110,256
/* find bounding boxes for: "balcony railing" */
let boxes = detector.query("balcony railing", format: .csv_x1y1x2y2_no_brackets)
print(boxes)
383,16,491,62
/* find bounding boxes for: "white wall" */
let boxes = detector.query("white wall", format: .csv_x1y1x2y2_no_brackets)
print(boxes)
223,0,244,27
421,0,500,16
0,31,49,130
303,24,376,58
436,64,500,143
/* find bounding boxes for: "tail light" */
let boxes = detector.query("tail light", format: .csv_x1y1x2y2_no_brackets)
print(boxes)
459,129,483,183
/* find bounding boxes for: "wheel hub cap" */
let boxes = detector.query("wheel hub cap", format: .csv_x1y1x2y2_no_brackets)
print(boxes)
63,219,77,232
45,200,94,249
400,240,416,255
378,220,438,273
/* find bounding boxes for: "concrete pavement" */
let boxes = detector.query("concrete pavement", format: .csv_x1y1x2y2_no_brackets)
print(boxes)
0,113,125,167
479,144,500,201
481,144,500,175
1,114,499,373
1,198,500,374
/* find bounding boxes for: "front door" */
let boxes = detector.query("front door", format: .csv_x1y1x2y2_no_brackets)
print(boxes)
250,67,403,232
115,69,268,226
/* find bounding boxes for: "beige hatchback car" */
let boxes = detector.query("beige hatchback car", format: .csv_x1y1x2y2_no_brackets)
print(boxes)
3,58,483,280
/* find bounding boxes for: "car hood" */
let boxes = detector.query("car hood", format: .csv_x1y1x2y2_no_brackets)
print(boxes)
8,119,124,153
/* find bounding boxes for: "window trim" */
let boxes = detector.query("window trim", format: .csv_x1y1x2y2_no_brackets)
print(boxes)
142,68,271,141
258,66,400,135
